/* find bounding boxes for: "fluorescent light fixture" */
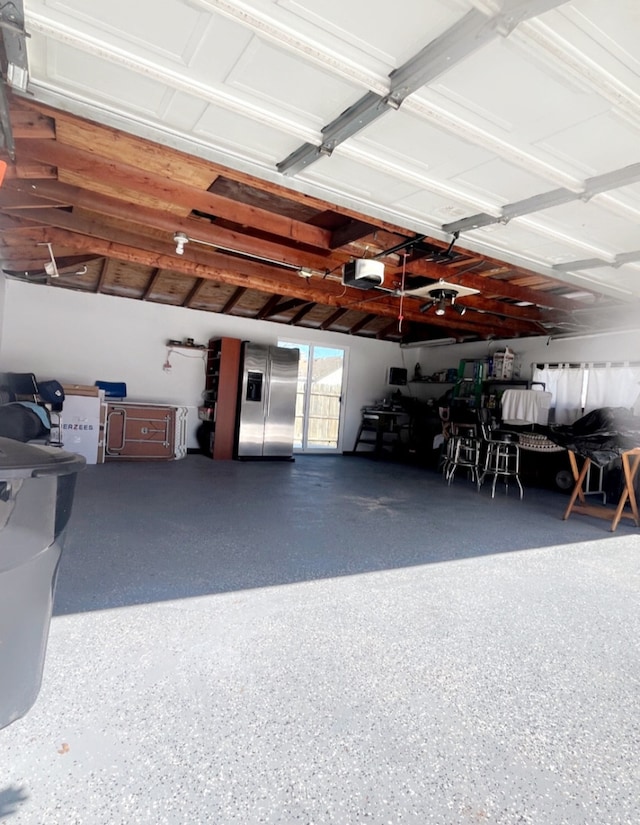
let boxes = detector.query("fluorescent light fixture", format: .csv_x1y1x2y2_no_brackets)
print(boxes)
400,337,457,349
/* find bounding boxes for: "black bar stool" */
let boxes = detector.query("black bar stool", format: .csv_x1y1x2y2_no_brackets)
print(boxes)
478,431,523,499
444,422,481,485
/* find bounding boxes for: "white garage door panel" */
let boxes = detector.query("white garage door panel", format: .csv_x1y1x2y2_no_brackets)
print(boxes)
276,0,466,70
32,0,210,64
429,37,610,142
392,189,481,227
451,158,558,205
302,153,422,206
194,103,304,165
355,108,494,180
42,39,172,116
223,37,361,125
532,200,640,253
536,112,640,177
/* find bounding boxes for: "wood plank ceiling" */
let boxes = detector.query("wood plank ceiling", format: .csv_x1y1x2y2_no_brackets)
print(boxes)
0,95,622,344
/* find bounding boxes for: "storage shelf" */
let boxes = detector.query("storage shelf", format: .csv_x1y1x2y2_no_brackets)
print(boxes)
203,337,242,460
166,342,207,350
410,379,455,384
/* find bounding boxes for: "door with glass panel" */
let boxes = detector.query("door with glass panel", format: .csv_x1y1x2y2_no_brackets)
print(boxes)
278,342,346,452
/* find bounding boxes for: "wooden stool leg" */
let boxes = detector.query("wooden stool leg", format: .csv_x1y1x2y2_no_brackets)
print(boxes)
563,454,591,521
624,452,640,526
611,452,640,531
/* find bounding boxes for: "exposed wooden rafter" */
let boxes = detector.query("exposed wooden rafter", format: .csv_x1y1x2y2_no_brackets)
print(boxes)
0,95,611,344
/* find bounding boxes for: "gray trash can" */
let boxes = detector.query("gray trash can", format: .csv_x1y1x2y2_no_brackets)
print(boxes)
0,437,85,729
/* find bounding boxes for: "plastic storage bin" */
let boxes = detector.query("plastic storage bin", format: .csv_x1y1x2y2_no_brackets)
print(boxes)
0,438,85,729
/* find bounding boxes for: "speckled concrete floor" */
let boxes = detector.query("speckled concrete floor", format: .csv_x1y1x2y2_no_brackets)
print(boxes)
1,455,639,824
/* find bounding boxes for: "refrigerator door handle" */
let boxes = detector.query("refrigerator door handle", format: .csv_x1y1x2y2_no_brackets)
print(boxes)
265,360,272,420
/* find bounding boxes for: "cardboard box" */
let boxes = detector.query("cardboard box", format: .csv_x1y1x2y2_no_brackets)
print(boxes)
61,392,106,463
62,384,101,397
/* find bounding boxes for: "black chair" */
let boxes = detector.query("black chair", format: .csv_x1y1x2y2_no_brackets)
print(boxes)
0,372,39,402
0,372,64,446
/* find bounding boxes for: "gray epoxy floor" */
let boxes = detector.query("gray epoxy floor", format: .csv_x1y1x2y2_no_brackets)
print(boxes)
1,454,639,824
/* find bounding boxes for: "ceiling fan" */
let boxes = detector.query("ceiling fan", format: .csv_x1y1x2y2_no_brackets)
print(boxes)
410,279,480,315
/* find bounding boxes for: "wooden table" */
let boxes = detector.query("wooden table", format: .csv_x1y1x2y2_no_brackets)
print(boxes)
563,447,640,531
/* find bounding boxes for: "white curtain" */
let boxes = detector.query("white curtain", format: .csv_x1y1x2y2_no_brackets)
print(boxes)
584,366,640,413
533,364,640,424
532,365,585,425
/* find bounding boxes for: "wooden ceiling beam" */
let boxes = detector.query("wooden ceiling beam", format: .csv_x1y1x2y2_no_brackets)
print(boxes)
3,163,57,180
6,100,607,339
329,220,377,250
389,259,586,313
2,196,544,337
13,139,332,250
2,254,95,273
256,294,284,320
445,292,555,323
4,178,339,273
10,110,56,139
321,308,349,330
270,297,307,315
142,268,162,301
377,319,403,339
95,258,113,293
289,303,315,324
182,278,205,307
0,189,69,209
221,287,247,313
25,98,413,237
350,314,377,335
11,211,541,337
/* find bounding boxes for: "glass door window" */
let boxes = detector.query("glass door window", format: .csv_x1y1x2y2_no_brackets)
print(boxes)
278,341,346,452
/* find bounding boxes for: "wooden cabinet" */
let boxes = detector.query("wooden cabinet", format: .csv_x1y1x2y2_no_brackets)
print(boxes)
202,337,242,460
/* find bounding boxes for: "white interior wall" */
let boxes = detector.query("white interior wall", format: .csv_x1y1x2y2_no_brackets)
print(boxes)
413,331,640,379
0,277,400,450
401,328,640,408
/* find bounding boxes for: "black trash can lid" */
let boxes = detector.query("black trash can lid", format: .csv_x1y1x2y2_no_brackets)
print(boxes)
0,436,86,479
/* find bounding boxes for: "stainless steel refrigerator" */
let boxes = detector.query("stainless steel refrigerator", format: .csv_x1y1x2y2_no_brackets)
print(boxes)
235,342,300,459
